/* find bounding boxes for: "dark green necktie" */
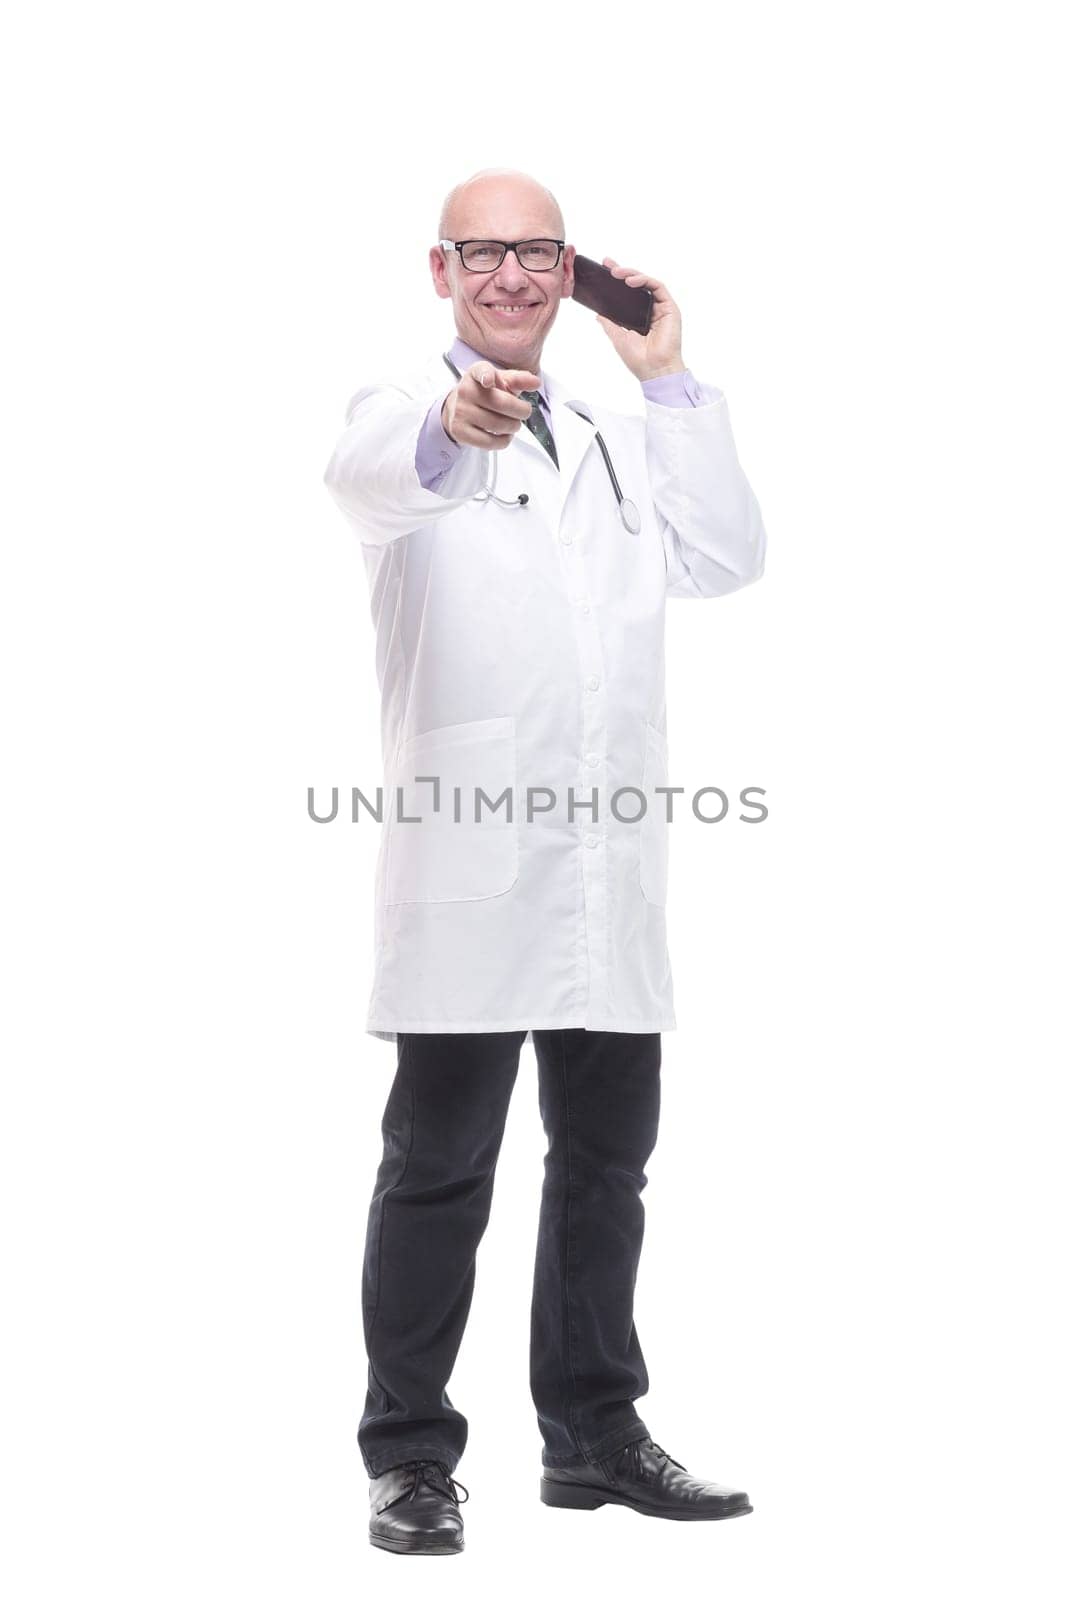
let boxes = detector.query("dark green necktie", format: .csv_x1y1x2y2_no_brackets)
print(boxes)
518,390,559,469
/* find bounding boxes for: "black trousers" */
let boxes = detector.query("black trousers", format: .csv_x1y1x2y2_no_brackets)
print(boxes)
359,1027,661,1477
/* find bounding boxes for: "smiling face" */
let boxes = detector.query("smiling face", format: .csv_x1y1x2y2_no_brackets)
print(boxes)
430,173,575,373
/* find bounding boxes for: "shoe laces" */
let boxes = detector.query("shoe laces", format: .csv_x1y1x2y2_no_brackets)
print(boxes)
398,1458,469,1505
615,1437,687,1480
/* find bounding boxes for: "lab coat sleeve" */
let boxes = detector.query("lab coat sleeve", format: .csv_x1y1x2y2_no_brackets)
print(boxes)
644,389,767,599
322,382,486,547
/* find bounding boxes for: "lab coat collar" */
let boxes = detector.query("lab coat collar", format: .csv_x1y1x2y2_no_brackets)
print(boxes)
541,368,600,509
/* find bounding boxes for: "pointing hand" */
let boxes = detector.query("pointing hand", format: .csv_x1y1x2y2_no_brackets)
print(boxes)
442,361,540,450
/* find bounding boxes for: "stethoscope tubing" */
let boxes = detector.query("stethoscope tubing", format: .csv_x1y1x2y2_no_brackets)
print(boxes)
441,352,640,534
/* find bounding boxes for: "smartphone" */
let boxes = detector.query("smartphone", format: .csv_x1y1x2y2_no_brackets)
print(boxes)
571,254,653,335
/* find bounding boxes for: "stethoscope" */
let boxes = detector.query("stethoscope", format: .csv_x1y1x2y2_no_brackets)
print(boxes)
442,353,641,535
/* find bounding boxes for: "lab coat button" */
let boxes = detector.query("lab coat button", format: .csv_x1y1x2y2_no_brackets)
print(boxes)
583,833,599,849
585,674,600,691
585,753,599,767
560,530,573,545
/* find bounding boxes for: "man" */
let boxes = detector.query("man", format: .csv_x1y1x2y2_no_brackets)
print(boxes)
322,168,766,1555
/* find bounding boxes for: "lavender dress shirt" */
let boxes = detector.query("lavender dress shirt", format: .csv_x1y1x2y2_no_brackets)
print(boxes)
416,335,717,492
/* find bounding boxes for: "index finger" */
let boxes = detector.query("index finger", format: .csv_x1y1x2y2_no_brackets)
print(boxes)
493,367,541,394
466,365,539,417
465,363,540,396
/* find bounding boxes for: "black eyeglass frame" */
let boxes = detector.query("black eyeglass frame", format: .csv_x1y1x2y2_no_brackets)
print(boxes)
439,238,567,272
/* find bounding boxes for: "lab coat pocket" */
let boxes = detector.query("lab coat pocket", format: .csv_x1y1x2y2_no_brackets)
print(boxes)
639,721,670,907
383,715,519,904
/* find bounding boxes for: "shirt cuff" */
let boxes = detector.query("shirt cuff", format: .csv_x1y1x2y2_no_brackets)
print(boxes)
640,368,715,407
415,388,464,489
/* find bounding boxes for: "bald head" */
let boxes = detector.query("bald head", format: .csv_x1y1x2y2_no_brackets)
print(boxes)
437,168,565,243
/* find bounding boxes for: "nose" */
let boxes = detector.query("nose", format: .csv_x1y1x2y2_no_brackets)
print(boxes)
493,263,529,293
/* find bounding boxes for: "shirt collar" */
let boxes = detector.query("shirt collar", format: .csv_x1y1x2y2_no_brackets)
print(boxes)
448,335,549,410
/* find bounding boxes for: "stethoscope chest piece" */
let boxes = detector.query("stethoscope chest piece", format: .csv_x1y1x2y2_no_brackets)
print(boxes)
619,498,641,535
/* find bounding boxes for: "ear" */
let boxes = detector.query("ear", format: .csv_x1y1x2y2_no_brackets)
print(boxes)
560,243,576,300
429,246,452,301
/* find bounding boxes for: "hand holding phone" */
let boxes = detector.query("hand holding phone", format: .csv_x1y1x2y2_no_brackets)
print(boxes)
573,255,687,382
571,254,653,334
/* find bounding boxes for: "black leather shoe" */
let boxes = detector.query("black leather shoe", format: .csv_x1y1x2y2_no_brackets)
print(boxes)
541,1435,752,1520
368,1458,468,1554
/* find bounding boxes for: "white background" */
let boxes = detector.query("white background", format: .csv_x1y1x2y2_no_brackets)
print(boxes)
3,2,1065,1594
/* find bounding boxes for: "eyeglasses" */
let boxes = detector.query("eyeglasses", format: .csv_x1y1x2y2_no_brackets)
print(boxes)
439,238,565,273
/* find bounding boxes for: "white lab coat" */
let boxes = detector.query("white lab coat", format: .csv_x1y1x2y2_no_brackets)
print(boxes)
323,351,766,1042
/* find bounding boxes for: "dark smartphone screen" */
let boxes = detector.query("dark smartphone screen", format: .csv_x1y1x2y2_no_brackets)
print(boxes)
571,254,653,335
